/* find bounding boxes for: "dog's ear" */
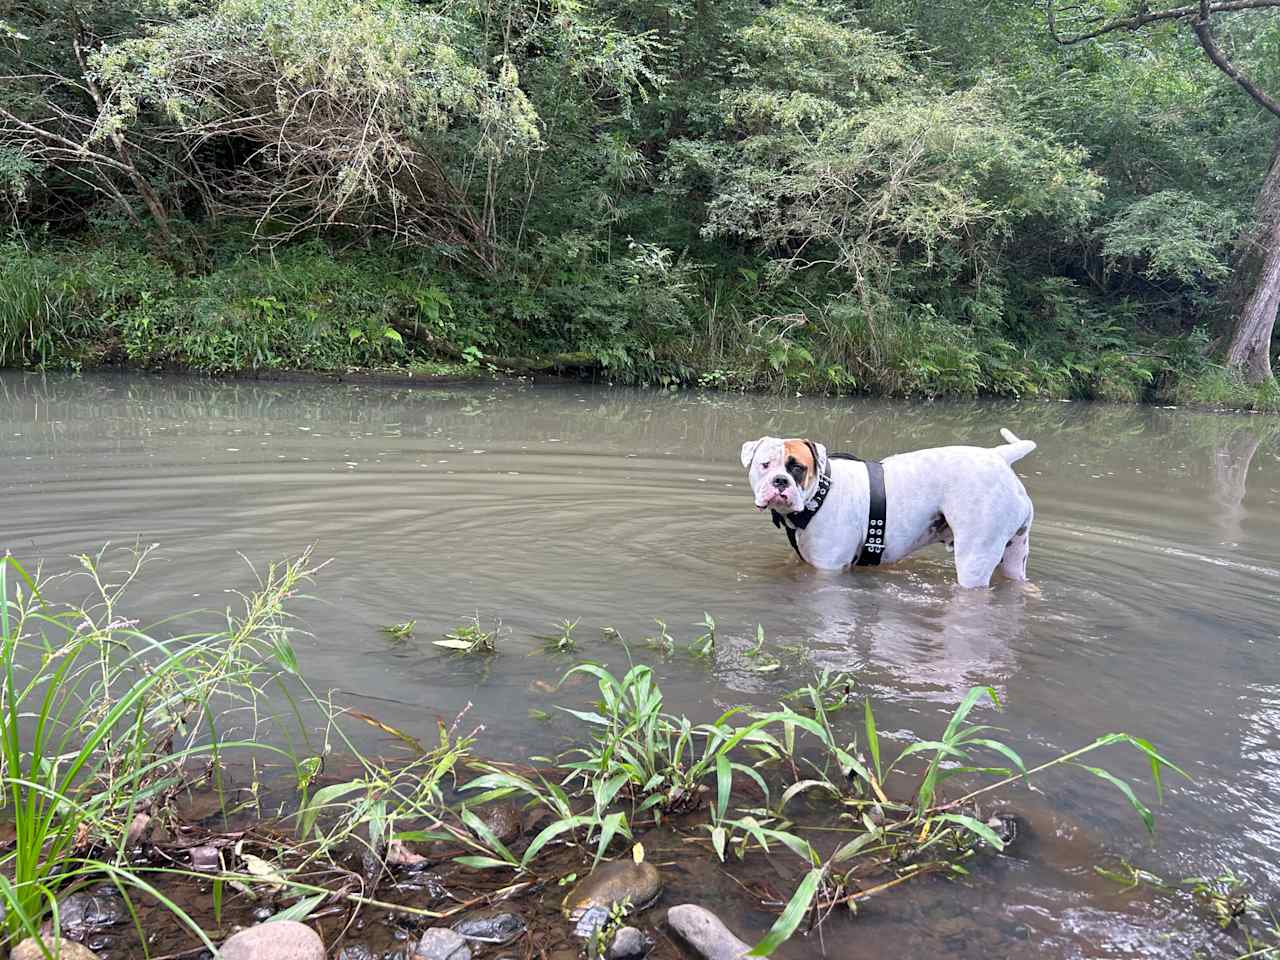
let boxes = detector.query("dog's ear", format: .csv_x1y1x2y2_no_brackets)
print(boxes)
740,439,763,469
804,440,828,480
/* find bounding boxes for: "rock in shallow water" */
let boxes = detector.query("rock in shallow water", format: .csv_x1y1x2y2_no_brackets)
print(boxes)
472,802,522,844
667,904,752,960
56,885,128,934
607,925,649,958
412,927,472,960
451,911,526,944
218,920,325,960
11,937,101,960
561,860,662,920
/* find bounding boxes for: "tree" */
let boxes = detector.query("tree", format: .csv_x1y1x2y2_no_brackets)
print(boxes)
1048,0,1280,382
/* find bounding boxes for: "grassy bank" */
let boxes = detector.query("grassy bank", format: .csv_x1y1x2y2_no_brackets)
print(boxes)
3,234,1277,412
0,544,1231,959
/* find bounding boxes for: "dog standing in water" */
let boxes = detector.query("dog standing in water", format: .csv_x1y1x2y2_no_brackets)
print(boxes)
740,429,1036,588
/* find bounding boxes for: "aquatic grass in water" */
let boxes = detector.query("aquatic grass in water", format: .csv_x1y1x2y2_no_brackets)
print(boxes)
451,659,1185,955
381,620,417,641
435,615,503,654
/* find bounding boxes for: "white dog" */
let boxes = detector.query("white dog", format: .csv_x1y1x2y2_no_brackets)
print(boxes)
740,429,1036,588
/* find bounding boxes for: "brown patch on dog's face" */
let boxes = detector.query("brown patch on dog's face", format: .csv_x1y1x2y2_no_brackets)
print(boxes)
782,439,816,490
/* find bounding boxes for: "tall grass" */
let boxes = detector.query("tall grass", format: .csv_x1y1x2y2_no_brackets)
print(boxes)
0,255,80,368
0,545,317,946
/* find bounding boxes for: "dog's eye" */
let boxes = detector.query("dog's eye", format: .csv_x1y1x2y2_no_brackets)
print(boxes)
760,461,770,469
786,457,806,482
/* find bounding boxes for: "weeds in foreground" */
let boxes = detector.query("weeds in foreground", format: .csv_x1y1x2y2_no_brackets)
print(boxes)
0,545,319,946
455,664,1184,953
0,552,1188,957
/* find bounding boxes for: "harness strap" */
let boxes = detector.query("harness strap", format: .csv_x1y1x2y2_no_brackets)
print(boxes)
771,453,886,567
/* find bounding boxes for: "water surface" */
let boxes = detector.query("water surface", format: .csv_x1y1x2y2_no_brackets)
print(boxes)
2,371,1278,959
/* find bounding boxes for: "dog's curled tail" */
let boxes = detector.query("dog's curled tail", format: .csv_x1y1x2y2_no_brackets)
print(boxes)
996,428,1037,464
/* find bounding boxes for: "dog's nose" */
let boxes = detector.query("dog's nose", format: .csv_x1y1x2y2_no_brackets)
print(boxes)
772,475,789,491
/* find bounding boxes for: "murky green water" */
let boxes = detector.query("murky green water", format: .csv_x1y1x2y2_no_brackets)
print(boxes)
3,371,1278,958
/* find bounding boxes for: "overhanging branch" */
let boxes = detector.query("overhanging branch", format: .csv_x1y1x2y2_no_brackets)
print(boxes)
1191,15,1280,117
1047,0,1280,43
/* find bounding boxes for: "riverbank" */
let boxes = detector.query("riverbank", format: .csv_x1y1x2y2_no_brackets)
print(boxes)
4,235,1278,413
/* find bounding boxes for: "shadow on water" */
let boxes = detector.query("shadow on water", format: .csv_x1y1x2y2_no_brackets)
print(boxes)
3,370,1280,958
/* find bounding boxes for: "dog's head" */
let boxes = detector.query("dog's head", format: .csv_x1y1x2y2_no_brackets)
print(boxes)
740,436,828,514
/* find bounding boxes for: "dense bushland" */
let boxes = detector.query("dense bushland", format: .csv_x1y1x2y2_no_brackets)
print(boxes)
2,0,1279,406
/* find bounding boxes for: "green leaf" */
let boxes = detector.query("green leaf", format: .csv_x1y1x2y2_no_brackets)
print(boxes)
966,738,1027,778
710,825,727,861
831,830,880,864
459,806,517,864
521,815,592,867
296,781,368,840
593,811,631,868
453,855,519,869
864,699,881,780
270,893,325,923
933,813,1005,851
1071,762,1155,834
715,753,732,823
748,867,823,956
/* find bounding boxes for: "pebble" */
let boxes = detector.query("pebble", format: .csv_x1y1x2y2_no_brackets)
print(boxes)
411,927,471,960
11,938,101,960
189,845,221,871
667,904,752,960
561,860,662,920
451,911,526,944
336,946,377,960
218,920,325,960
473,802,522,844
608,925,649,958
56,885,128,933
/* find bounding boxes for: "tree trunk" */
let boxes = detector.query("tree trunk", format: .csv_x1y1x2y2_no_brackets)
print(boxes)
1225,130,1280,383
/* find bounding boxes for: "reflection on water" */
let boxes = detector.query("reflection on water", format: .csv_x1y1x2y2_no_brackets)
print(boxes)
2,371,1279,959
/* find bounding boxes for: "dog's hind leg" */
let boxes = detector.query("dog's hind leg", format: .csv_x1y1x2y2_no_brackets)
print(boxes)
953,543,1005,588
1000,524,1031,582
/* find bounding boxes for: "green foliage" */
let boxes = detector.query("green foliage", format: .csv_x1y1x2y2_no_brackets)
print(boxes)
0,546,316,944
1,0,1277,396
1101,190,1241,285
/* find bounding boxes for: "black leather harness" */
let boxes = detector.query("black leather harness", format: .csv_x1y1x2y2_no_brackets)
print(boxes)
770,453,887,567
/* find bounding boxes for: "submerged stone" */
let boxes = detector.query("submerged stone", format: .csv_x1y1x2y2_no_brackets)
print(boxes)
451,911,527,944
189,845,220,871
219,920,325,960
336,945,377,960
667,904,752,960
411,927,471,960
561,860,662,920
11,937,101,960
56,885,128,934
607,925,649,958
472,802,522,844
